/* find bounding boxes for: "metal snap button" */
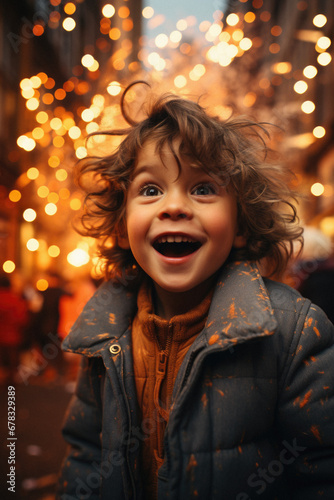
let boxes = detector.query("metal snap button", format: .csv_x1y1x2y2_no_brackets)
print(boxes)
109,344,121,355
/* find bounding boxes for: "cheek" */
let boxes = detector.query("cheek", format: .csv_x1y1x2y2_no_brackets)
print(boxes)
126,210,149,253
206,205,238,241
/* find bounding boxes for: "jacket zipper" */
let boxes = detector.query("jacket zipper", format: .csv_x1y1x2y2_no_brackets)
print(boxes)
117,349,137,500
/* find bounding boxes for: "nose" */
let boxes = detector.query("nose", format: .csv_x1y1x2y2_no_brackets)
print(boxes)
158,189,193,220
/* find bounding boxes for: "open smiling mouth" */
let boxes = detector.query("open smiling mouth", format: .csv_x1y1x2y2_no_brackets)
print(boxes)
153,236,202,258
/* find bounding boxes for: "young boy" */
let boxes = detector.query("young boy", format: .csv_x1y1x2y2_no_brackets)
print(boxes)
58,85,334,500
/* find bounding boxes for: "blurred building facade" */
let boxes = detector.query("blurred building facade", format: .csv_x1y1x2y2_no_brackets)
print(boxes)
0,0,142,276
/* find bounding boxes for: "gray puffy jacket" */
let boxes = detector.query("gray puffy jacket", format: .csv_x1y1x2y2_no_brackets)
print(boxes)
58,261,334,499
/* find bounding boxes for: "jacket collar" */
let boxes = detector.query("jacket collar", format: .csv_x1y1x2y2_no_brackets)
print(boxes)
62,261,277,355
203,261,277,350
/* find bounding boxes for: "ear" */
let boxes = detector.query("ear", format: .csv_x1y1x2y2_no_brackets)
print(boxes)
233,232,247,249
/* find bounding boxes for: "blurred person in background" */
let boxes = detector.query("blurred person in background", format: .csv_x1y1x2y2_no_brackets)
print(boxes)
24,272,71,381
0,274,28,385
286,226,334,323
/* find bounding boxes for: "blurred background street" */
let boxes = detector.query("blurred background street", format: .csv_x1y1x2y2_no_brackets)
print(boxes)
0,355,79,500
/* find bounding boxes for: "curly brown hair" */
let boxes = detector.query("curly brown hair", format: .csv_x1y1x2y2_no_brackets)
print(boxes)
76,82,302,282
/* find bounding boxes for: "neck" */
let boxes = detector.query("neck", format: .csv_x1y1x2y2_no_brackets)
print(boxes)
152,275,216,320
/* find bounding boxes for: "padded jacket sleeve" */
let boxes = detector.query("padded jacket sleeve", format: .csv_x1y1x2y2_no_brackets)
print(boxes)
57,356,103,500
277,301,334,499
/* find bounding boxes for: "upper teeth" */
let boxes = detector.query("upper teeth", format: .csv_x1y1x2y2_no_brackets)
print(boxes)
156,235,196,244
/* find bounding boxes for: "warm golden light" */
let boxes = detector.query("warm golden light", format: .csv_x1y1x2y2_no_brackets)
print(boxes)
37,186,49,198
81,108,95,122
48,245,60,257
50,117,63,130
20,78,32,90
311,182,325,196
226,13,239,26
27,238,39,251
22,88,35,99
88,60,99,72
30,76,42,88
317,52,332,66
70,198,82,210
176,19,187,31
23,209,37,222
155,33,168,48
313,14,327,28
107,81,122,96
301,100,315,114
3,260,16,273
86,122,99,134
45,203,58,215
102,4,116,18
17,135,36,151
313,126,326,138
9,190,21,202
118,6,130,18
26,98,39,111
27,167,39,180
82,54,95,68
32,127,44,140
303,65,317,78
272,61,291,74
53,136,65,148
244,12,256,23
64,2,76,15
109,27,121,40
316,36,331,51
55,169,68,181
142,6,154,19
75,147,87,159
36,111,49,124
67,248,90,267
68,126,81,139
63,17,76,31
313,125,326,139
174,75,187,88
239,37,252,51
294,80,308,94
36,279,49,291
48,155,60,168
170,30,182,43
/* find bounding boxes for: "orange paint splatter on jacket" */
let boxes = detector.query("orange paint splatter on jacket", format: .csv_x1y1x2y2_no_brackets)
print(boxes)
209,334,219,345
186,454,198,472
109,313,116,324
300,389,312,408
229,301,237,319
296,345,303,354
313,326,321,338
223,323,232,336
216,389,225,397
201,393,208,408
310,425,322,443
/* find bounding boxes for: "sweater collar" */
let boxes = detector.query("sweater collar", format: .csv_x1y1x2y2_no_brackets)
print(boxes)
135,278,213,351
62,261,277,355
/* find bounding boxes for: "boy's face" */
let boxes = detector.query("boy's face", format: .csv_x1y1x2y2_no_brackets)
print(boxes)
124,139,245,295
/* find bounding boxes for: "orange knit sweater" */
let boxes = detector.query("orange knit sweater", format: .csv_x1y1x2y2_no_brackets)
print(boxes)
131,280,213,499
